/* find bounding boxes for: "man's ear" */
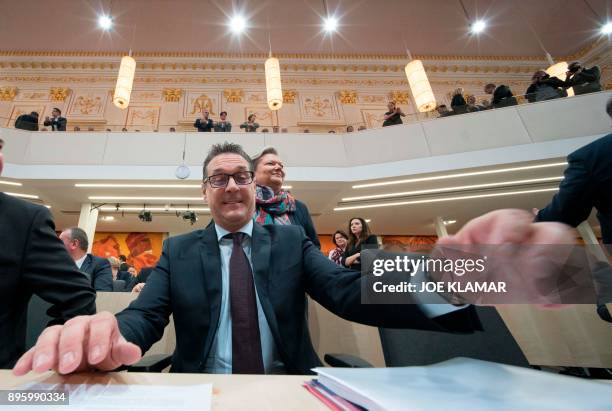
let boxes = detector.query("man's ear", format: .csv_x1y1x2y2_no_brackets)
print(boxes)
202,182,208,203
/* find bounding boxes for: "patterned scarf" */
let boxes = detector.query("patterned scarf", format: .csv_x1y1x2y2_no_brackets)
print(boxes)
255,184,296,225
329,248,344,265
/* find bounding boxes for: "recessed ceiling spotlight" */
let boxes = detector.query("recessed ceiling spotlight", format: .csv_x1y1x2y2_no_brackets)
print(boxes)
323,16,338,33
602,22,612,35
229,15,247,34
98,15,113,30
470,20,486,34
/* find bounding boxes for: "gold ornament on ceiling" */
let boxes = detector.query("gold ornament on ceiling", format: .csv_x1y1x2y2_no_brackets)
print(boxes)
0,86,17,101
282,90,297,103
163,88,182,102
389,91,409,105
49,87,70,101
338,90,358,104
223,89,244,103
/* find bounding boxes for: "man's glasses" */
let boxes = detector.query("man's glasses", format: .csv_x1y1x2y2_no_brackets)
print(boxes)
204,171,254,188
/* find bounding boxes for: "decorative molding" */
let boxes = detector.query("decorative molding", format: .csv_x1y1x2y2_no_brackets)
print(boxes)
163,88,182,102
338,90,357,104
389,91,409,104
223,89,244,103
0,86,18,101
49,87,70,101
282,90,297,103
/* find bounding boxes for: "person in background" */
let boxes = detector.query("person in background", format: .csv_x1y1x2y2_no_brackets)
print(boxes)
343,217,378,272
382,101,406,127
328,230,349,266
105,128,112,132
466,95,483,112
121,128,128,132
0,138,95,368
43,108,67,131
59,227,113,291
240,114,260,132
328,130,336,133
525,70,566,103
357,125,367,131
252,147,320,248
73,126,81,131
214,111,232,132
450,91,468,115
303,129,310,133
436,104,451,117
484,83,518,108
108,257,136,291
15,111,39,131
565,61,602,95
194,109,214,132
169,127,176,132
346,125,354,133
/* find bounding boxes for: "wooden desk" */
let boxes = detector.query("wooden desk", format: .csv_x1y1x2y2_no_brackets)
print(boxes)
0,370,325,410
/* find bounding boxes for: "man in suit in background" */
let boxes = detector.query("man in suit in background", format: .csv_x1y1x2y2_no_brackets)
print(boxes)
14,111,39,131
536,98,612,249
14,142,577,377
43,108,67,131
59,227,113,291
0,138,96,368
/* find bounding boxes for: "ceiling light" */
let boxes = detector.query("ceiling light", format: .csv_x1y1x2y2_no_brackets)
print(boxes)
365,219,372,223
4,192,39,199
282,185,292,190
89,196,202,201
342,176,563,202
99,216,115,222
352,162,567,189
470,20,486,34
443,219,456,225
602,22,612,34
0,180,22,186
99,206,210,212
76,183,201,188
334,187,558,211
323,16,338,32
229,15,247,34
98,15,113,30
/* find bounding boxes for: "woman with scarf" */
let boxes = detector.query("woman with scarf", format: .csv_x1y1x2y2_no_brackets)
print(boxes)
328,230,348,265
252,147,321,249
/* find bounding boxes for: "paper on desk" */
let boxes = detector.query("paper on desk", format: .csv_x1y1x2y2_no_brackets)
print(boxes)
15,381,212,411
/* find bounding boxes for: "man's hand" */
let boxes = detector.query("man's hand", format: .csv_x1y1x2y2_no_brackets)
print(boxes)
132,283,145,293
12,312,141,376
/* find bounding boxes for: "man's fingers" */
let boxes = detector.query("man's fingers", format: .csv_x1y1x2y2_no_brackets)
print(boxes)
95,336,142,371
12,347,35,376
31,325,63,373
87,312,118,365
57,317,90,375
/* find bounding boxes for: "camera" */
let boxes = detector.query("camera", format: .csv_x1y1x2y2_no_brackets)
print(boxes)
138,210,153,222
182,211,198,225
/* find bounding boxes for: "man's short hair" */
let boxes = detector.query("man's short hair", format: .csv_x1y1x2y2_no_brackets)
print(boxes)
484,83,496,90
202,142,253,179
52,107,61,114
220,111,227,116
607,97,612,119
251,147,278,171
30,111,39,117
67,227,89,252
0,138,4,150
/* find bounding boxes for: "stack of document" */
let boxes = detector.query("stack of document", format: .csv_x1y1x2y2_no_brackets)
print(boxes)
308,358,612,411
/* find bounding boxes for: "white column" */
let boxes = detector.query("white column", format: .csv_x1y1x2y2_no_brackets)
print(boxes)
434,216,448,238
576,221,608,263
78,203,98,253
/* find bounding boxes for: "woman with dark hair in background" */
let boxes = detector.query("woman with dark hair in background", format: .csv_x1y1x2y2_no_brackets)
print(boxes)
240,113,260,132
343,217,378,272
328,230,348,265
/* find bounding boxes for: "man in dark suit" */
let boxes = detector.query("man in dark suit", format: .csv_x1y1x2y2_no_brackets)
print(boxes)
13,143,577,376
536,99,612,247
193,109,213,132
59,227,113,291
0,138,96,368
43,108,67,131
14,111,39,131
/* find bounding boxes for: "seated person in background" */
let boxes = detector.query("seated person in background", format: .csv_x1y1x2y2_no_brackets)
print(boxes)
346,125,354,132
436,104,451,117
450,90,468,115
261,128,269,133
382,101,405,126
169,127,176,132
73,126,81,131
43,107,67,131
272,126,279,133
194,109,214,132
484,83,518,108
466,95,483,112
328,230,349,265
240,114,260,132
214,111,232,132
303,129,310,133
328,130,336,133
13,142,584,377
105,128,112,132
565,61,602,95
0,139,95,368
59,227,113,291
121,127,128,132
343,217,379,272
15,111,39,131
109,257,137,291
525,70,566,103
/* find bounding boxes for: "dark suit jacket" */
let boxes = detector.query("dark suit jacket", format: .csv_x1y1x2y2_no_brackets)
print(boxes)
116,271,138,291
0,193,96,368
43,116,67,131
289,200,320,249
537,134,612,245
116,223,480,374
14,114,39,131
80,254,113,291
194,118,213,132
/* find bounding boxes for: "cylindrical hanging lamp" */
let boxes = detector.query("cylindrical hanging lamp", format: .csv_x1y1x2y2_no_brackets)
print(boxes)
404,60,436,112
113,53,136,109
265,56,283,111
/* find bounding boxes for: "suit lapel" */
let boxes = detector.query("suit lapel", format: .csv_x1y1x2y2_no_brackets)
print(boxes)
198,224,223,362
80,254,92,274
251,224,283,352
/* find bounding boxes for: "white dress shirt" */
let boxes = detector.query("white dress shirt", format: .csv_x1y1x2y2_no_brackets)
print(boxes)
74,254,87,270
